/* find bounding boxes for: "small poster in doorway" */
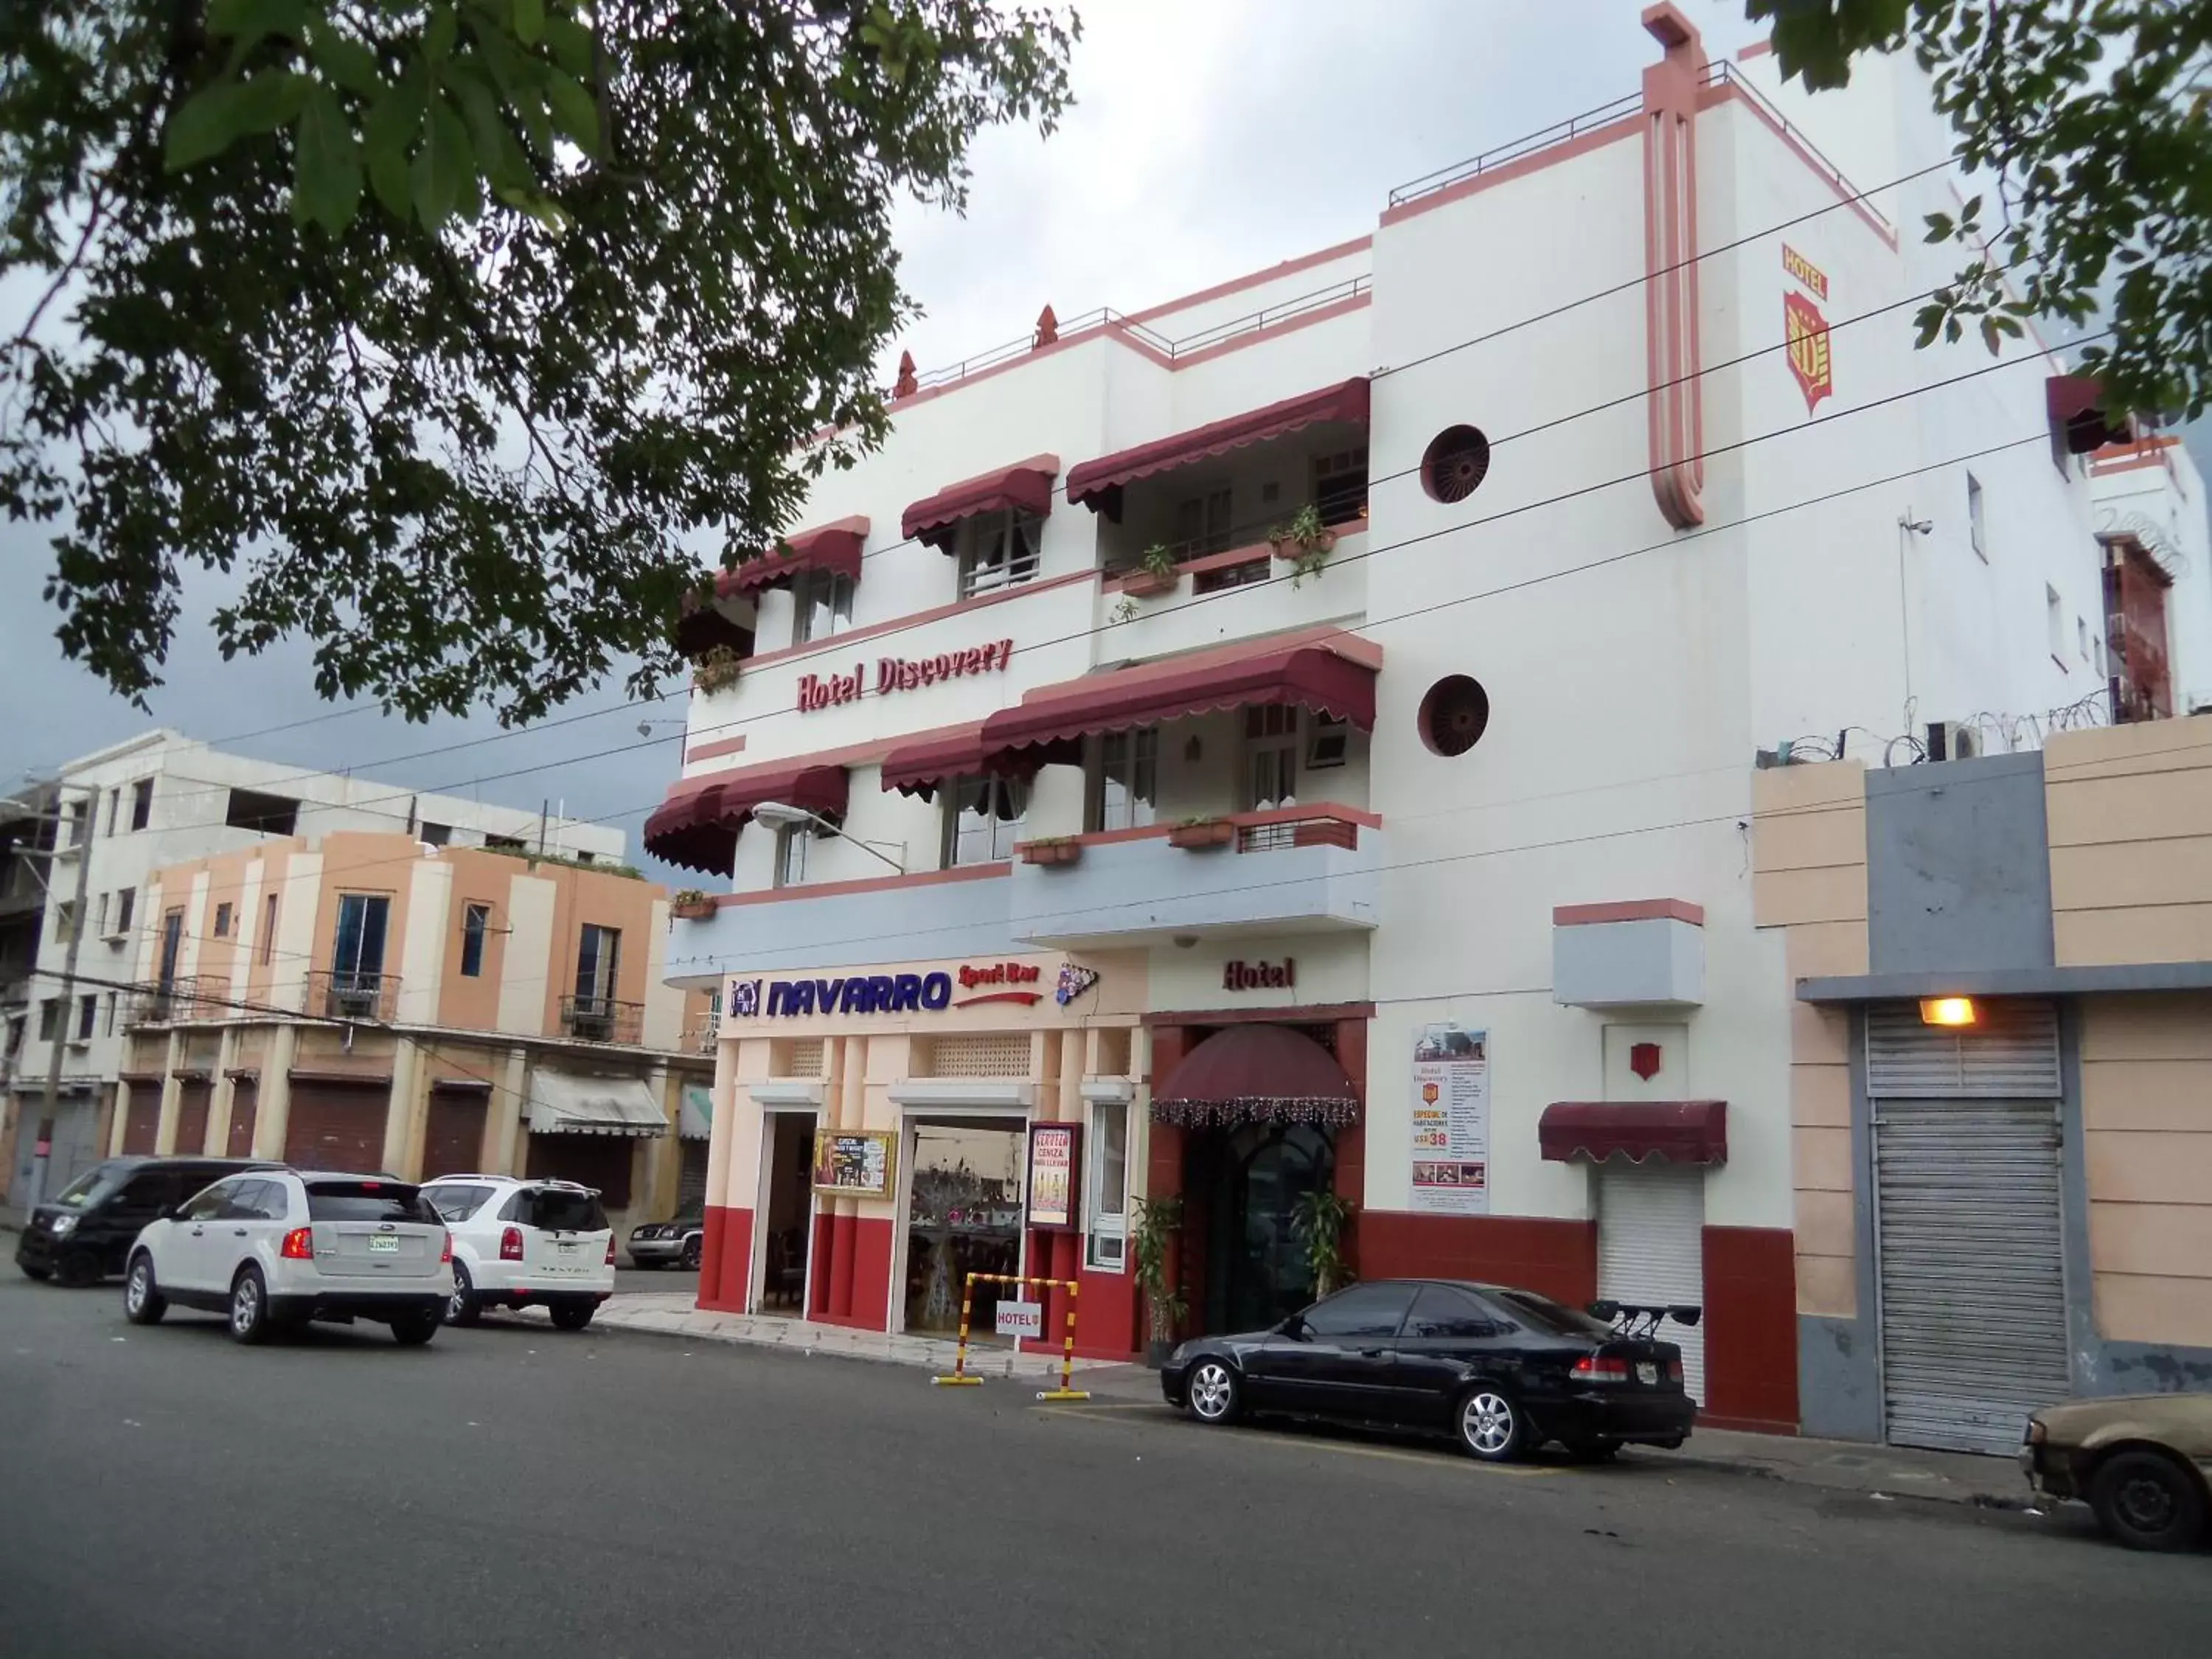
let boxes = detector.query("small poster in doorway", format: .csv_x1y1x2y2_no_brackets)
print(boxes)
1411,1023,1489,1215
812,1130,897,1199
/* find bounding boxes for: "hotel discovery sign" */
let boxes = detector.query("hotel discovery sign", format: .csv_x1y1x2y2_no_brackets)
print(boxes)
797,638,1013,712
726,960,1050,1019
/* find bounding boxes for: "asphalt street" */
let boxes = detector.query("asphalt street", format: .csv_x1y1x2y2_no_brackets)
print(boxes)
3,1272,2208,1659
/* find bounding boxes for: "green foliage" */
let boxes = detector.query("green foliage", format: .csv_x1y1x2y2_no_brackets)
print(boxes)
1138,541,1177,578
1,1,1079,721
692,645,744,694
1270,502,1337,588
1130,1193,1186,1342
1290,1187,1354,1299
1748,0,2212,418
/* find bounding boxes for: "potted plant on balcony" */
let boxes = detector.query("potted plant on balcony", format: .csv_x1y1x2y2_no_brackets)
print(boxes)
669,888,717,919
1166,814,1237,850
692,644,743,693
1132,1194,1188,1367
1290,1189,1357,1298
1018,835,1083,868
1268,504,1338,588
1120,543,1180,598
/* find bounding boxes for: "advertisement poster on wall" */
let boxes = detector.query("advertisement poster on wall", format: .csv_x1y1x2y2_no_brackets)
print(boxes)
1411,1023,1489,1215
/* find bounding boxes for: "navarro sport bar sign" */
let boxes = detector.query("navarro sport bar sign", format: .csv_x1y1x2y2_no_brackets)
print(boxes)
728,960,1047,1018
798,638,1014,712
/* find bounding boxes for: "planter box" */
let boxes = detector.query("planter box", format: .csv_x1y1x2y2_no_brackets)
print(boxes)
670,900,717,919
1019,841,1084,868
1120,568,1178,597
1166,820,1237,850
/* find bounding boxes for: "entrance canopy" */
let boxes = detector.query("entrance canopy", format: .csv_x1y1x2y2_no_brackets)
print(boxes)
1066,379,1371,520
1152,1024,1360,1129
527,1072,667,1138
642,760,850,874
979,629,1380,776
1537,1100,1727,1166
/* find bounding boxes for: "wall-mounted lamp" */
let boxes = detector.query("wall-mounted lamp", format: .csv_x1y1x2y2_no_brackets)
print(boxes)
1919,996,1978,1028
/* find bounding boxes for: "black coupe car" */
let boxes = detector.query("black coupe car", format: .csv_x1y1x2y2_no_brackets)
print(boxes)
1160,1279,1698,1462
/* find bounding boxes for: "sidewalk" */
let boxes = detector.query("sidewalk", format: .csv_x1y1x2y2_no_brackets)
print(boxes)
574,1290,2031,1508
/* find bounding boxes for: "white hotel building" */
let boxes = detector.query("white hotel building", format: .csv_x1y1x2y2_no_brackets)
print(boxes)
652,7,2207,1439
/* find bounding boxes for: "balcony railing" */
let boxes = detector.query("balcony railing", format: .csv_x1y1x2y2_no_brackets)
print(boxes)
310,969,399,1023
686,1013,722,1055
562,994,644,1046
123,977,233,1027
1237,814,1361,853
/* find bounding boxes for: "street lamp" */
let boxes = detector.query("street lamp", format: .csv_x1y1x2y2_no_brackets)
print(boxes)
751,800,905,874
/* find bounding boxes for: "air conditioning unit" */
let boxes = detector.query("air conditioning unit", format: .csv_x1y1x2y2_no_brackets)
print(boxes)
1925,720,1983,762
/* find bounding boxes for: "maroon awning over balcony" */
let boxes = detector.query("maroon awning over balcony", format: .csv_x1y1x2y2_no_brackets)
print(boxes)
672,600,754,661
1537,1100,1728,1166
1066,378,1371,519
901,455,1059,551
641,762,850,875
715,515,869,597
2046,375,2131,457
1152,1023,1362,1128
978,628,1380,774
877,723,992,801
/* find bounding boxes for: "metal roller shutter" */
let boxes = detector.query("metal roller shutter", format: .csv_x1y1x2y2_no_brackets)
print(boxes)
1868,1001,2069,1454
678,1140,709,1213
173,1082,211,1158
422,1090,488,1181
226,1083,258,1160
121,1093,159,1155
1596,1159,1708,1405
283,1083,389,1174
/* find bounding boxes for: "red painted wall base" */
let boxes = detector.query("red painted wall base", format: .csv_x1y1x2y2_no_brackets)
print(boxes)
1357,1211,1599,1307
1700,1225,1798,1432
698,1205,754,1315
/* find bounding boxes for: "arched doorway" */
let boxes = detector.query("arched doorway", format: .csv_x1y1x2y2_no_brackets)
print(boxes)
1205,1121,1334,1335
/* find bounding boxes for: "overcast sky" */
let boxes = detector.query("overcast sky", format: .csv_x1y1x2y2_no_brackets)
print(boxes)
4,0,2179,883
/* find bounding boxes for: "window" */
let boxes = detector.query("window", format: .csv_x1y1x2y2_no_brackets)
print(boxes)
1173,487,1233,557
332,893,391,986
1245,706,1300,810
224,1180,284,1221
1312,445,1369,523
117,1169,194,1214
37,998,59,1041
223,787,298,835
418,821,451,846
102,993,118,1037
2047,583,2066,664
305,1180,437,1223
74,994,96,1041
1966,470,1987,560
1088,728,1158,833
942,775,1027,867
1299,1281,1417,1340
129,778,153,831
114,887,136,936
1306,717,1349,771
1495,1289,1614,1339
104,787,120,837
958,511,1042,599
260,893,278,964
575,922,622,1004
53,900,76,944
2079,616,2091,664
213,901,232,939
180,1180,239,1224
459,902,491,977
65,798,88,847
422,1183,497,1222
773,824,810,888
1404,1284,1504,1339
1085,1100,1130,1271
504,1186,611,1231
94,891,108,934
793,568,855,645
485,833,529,852
157,909,183,990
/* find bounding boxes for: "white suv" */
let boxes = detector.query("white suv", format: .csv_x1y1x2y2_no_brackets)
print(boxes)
123,1169,452,1346
420,1175,616,1332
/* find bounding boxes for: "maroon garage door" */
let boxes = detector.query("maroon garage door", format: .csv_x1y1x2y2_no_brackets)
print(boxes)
422,1088,489,1181
121,1093,160,1155
282,1082,390,1174
226,1082,259,1160
173,1082,212,1158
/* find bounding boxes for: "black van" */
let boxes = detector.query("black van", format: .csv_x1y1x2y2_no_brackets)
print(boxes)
15,1156,282,1287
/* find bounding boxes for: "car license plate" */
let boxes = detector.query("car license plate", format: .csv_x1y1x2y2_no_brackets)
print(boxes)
1636,1361,1658,1385
557,1241,577,1256
368,1235,400,1255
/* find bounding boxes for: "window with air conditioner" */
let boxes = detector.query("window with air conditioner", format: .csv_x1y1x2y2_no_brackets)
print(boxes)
1305,717,1350,771
959,511,1043,599
793,568,855,645
942,775,1027,867
1087,728,1158,833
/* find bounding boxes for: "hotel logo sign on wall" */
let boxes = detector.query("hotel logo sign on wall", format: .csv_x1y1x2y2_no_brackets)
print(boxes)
1782,244,1833,415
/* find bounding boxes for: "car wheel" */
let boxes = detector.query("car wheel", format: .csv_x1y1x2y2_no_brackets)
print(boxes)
2090,1449,2208,1552
122,1253,167,1325
1457,1385,1529,1463
1184,1359,1242,1425
228,1266,271,1346
54,1253,101,1290
549,1301,595,1332
448,1259,481,1327
680,1236,703,1271
19,1262,52,1283
390,1312,440,1347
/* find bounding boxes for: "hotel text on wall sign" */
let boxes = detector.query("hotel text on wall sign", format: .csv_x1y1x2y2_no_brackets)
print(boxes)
796,638,1014,712
1222,958,1295,992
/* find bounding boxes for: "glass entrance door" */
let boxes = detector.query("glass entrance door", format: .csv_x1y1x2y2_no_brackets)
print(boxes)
1204,1123,1335,1335
904,1119,1026,1336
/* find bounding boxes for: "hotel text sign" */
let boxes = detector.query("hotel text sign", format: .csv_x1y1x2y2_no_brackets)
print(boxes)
798,638,1014,712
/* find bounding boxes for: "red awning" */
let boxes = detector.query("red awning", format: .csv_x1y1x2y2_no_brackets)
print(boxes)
901,456,1059,551
1538,1101,1728,1166
672,599,754,661
877,724,992,801
641,762,849,875
1066,379,1370,518
1152,1024,1361,1128
979,631,1379,773
715,516,869,597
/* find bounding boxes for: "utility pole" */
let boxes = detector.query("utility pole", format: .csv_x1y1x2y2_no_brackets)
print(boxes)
24,785,91,1217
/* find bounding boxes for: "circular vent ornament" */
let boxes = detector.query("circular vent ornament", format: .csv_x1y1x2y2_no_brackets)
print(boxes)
1421,425,1492,504
1419,675,1491,757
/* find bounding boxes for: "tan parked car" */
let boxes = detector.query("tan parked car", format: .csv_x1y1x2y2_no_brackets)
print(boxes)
2021,1394,2212,1551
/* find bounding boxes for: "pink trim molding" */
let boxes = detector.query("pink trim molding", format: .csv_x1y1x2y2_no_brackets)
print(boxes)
1554,898,1705,928
703,860,1011,909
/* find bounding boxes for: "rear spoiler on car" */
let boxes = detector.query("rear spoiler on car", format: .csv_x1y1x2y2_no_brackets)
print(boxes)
1588,1300,1703,1338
